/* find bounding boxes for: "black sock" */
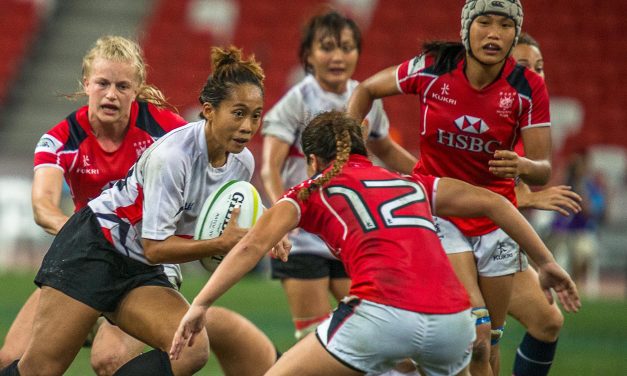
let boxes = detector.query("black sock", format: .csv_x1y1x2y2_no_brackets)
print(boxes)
0,360,20,376
113,350,173,376
513,332,558,376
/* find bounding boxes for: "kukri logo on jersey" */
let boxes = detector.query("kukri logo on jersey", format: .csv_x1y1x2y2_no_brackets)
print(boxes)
436,116,501,153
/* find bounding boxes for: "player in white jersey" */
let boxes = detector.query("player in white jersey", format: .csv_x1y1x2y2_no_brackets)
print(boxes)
0,47,284,376
261,9,416,342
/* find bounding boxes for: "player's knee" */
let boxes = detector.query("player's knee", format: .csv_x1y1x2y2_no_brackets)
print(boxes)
533,309,564,342
180,333,210,373
0,347,19,369
91,349,128,376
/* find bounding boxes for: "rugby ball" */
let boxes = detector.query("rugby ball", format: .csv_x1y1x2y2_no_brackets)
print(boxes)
194,180,264,272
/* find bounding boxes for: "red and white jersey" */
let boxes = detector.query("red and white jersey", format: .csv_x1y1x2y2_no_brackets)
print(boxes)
33,101,186,210
280,155,470,314
87,121,255,264
396,55,550,236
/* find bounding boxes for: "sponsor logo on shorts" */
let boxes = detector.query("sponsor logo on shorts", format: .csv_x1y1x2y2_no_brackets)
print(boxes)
492,241,514,261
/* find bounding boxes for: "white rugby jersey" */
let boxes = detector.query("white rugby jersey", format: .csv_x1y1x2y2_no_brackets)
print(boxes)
88,120,254,264
262,74,389,257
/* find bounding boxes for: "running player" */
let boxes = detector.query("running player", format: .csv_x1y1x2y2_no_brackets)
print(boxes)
0,46,282,376
346,1,556,374
170,110,579,376
261,9,416,341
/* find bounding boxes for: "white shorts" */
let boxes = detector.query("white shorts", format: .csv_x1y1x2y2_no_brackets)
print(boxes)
163,264,183,289
316,297,475,376
433,216,528,277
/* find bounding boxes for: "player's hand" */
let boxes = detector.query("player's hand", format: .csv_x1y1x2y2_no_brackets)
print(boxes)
537,262,581,313
220,207,248,250
526,185,583,216
170,304,209,360
270,235,291,262
489,150,522,179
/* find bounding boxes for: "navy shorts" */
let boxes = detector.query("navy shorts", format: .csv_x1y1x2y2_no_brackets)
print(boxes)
35,206,173,313
270,253,348,280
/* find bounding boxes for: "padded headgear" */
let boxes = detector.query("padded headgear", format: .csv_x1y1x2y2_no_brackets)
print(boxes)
461,0,523,51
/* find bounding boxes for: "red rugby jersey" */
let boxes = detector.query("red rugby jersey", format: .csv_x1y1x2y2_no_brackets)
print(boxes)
281,155,470,314
396,55,550,236
33,101,186,210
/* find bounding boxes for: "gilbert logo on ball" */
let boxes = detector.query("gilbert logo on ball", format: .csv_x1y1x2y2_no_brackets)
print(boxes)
194,180,263,272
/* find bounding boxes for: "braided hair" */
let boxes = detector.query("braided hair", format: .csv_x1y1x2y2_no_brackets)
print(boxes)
297,110,367,201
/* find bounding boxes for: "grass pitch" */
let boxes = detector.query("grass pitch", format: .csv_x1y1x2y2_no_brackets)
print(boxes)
1,269,626,375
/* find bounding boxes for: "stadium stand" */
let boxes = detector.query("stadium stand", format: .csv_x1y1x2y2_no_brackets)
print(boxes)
139,0,627,155
0,0,41,105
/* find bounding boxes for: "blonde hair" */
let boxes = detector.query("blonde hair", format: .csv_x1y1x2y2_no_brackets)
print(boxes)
67,35,171,108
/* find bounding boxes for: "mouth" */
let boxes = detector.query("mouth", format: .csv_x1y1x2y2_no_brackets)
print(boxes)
482,43,502,55
232,137,249,146
100,103,119,114
328,67,345,75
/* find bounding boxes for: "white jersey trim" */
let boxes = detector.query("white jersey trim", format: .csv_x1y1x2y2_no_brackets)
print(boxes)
521,122,551,130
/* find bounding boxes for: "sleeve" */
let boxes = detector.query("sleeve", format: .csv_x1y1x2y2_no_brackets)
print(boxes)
148,104,187,131
261,88,304,145
140,147,188,240
520,75,551,130
409,173,439,214
277,181,310,226
33,122,68,172
365,99,390,140
396,55,427,94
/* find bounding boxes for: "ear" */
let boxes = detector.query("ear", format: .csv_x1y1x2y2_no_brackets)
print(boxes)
202,102,215,121
82,76,89,92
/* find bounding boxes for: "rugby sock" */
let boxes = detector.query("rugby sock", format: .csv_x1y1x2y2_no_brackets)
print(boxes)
513,332,558,376
0,360,20,376
113,350,173,376
293,314,330,340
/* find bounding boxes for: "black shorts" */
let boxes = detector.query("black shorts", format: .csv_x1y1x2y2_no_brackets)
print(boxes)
35,206,173,313
271,253,348,280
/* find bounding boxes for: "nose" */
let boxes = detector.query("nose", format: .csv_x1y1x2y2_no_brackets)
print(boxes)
105,85,117,99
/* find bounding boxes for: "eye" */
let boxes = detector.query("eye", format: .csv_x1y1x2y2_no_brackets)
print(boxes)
534,66,544,74
233,109,245,117
341,44,356,53
320,43,335,52
252,111,262,120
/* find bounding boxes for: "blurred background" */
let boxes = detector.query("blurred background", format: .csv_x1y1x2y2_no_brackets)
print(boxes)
0,0,626,374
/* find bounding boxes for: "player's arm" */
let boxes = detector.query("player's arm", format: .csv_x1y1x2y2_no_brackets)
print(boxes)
32,167,69,235
490,127,552,186
347,65,400,124
142,208,248,264
516,181,582,216
434,177,580,312
260,136,290,203
170,201,297,359
367,136,417,174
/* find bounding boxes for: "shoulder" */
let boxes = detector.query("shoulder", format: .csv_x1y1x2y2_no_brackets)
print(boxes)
504,58,546,98
135,101,187,136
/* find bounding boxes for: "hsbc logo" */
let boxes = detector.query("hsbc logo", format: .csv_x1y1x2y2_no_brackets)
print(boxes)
454,116,489,134
437,116,500,154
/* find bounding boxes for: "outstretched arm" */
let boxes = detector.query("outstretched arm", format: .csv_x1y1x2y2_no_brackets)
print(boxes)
170,201,297,359
435,177,581,312
515,182,582,216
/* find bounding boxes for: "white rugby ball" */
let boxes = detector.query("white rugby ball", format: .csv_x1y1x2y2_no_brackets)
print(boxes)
194,180,263,272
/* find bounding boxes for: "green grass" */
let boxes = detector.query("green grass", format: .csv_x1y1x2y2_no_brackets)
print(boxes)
1,270,626,375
